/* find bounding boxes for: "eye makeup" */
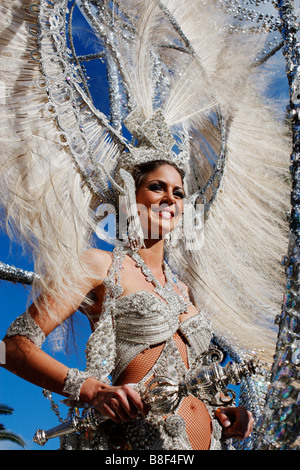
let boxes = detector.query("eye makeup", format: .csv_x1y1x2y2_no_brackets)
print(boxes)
147,180,185,198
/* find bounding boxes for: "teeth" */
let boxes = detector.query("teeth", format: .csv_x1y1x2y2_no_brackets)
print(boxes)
151,207,174,219
160,210,172,219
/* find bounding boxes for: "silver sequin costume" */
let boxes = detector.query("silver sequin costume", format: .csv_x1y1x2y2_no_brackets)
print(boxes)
59,247,223,450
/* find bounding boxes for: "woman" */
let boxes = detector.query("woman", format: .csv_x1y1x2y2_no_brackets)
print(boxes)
2,159,254,450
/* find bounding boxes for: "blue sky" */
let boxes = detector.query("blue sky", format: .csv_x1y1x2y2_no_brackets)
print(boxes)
0,232,110,450
0,1,292,450
0,229,114,450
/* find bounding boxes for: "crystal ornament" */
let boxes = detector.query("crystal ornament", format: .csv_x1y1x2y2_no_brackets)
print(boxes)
0,0,286,280
0,262,37,285
255,0,300,450
143,357,260,413
1,0,297,451
6,312,46,349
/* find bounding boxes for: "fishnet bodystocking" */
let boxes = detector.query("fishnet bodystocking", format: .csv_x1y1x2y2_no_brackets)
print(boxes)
115,331,212,450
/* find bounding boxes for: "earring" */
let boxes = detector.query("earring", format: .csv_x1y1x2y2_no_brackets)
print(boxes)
119,169,145,251
164,216,182,250
182,199,204,252
127,215,145,251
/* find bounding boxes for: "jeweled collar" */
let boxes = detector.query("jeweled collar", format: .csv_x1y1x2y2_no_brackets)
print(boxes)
126,248,190,319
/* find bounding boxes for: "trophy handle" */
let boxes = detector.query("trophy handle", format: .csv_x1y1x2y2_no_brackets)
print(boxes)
33,416,81,446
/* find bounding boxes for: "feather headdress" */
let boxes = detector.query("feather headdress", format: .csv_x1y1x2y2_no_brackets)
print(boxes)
0,0,291,359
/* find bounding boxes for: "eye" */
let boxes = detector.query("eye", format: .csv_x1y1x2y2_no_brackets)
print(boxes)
174,190,184,199
148,183,163,191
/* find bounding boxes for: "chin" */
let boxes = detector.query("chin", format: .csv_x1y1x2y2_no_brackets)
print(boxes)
150,220,180,240
139,210,181,240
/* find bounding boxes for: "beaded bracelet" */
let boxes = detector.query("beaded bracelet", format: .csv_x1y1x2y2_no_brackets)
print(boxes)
6,311,46,348
62,368,96,401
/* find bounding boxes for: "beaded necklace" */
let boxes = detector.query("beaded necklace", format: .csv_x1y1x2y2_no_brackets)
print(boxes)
128,249,191,319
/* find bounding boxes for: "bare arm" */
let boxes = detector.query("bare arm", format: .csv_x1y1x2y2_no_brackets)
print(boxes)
3,335,70,396
3,332,147,421
1,249,111,396
1,248,147,421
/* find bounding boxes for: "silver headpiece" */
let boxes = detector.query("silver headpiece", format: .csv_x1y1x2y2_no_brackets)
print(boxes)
113,108,189,187
111,108,192,251
0,0,291,367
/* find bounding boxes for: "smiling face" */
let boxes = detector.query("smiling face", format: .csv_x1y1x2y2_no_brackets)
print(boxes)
134,162,185,240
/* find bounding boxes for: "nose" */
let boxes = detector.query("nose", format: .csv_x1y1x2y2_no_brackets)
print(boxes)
161,188,176,205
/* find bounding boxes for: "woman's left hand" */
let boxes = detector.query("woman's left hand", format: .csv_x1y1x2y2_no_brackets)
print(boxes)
215,406,254,440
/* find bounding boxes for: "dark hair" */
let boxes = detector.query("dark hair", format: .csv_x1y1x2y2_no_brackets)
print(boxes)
131,160,184,190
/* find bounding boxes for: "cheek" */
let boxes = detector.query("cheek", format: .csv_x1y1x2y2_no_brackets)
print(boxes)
136,193,162,218
178,199,184,214
136,189,158,207
135,193,153,226
174,200,184,219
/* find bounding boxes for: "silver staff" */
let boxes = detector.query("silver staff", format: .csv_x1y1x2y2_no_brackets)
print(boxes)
33,357,259,446
33,407,108,446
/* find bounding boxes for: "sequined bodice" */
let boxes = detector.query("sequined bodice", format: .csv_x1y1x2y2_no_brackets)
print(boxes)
84,247,212,386
115,290,182,344
67,247,221,450
114,289,212,381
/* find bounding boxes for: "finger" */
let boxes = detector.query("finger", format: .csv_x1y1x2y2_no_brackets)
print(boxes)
115,394,140,421
222,409,254,440
95,390,132,423
106,395,139,423
237,409,254,438
111,386,145,421
215,407,231,429
102,402,121,423
111,399,133,422
123,384,148,417
92,385,147,422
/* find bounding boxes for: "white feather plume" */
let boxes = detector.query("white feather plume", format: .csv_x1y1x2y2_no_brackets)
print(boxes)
115,0,290,358
0,0,102,314
0,0,291,358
